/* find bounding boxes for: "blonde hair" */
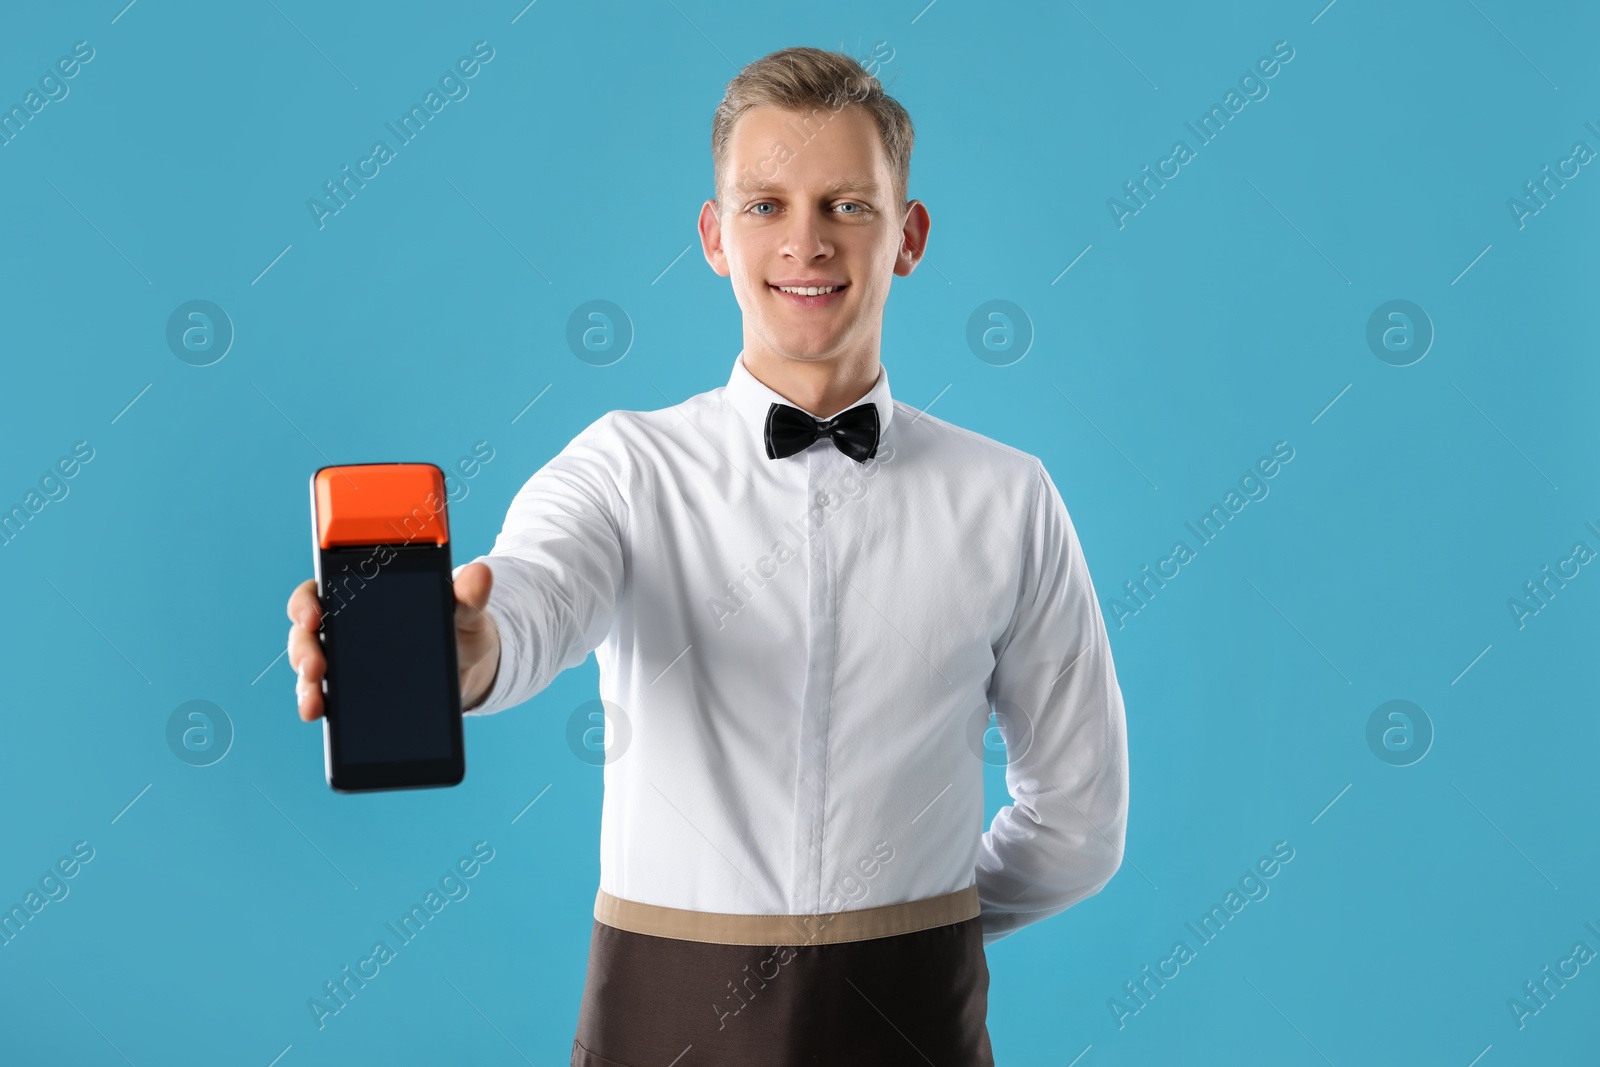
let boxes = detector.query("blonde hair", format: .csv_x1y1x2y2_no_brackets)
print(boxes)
711,45,913,217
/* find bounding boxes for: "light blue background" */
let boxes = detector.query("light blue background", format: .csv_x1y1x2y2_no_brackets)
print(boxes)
2,1,1596,1063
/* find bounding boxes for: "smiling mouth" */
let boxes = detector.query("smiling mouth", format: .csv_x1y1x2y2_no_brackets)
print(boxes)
769,283,848,305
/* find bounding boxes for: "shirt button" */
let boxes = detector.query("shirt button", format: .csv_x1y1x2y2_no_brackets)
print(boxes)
816,491,831,506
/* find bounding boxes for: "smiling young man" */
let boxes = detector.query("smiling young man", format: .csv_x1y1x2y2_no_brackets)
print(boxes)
288,44,1128,1066
702,82,907,435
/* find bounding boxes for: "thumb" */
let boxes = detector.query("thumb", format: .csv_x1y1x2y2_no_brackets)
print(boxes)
454,561,495,630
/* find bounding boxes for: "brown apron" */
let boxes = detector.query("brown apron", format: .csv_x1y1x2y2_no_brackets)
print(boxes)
570,915,995,1065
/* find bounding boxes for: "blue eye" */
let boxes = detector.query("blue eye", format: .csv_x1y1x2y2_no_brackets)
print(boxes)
747,201,867,215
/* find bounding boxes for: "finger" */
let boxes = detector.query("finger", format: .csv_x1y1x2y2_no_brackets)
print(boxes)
454,561,494,631
297,680,323,720
288,622,324,680
288,578,321,630
287,600,326,721
295,651,324,721
288,578,326,720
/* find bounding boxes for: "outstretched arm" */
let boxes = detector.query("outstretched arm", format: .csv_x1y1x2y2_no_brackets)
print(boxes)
456,412,630,717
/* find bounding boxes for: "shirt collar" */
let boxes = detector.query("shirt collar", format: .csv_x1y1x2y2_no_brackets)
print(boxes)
724,350,895,456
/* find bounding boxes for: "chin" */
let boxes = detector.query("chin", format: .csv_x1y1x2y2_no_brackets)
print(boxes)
769,331,846,360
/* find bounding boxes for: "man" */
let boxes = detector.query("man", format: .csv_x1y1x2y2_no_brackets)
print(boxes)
286,45,1128,1065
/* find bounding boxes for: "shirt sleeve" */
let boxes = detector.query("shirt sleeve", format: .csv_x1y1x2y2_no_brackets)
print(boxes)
974,459,1129,947
451,411,629,718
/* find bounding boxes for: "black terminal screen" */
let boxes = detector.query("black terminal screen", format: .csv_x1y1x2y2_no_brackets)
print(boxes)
325,558,457,766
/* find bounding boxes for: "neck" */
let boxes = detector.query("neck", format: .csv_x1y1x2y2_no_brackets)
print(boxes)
741,345,881,418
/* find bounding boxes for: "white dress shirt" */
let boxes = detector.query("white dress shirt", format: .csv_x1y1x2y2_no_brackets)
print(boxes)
454,351,1129,947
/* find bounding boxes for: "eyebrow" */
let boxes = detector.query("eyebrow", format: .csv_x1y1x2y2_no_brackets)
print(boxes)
736,175,882,197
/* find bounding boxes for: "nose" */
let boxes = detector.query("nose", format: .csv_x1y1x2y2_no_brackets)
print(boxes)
779,207,832,263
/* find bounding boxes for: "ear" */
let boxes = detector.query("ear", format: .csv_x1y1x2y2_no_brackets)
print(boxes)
699,199,730,277
893,199,931,278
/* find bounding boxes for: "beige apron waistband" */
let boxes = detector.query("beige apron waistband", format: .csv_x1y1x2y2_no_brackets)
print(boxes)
594,884,980,946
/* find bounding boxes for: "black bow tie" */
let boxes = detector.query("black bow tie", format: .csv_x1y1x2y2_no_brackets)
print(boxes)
764,401,880,462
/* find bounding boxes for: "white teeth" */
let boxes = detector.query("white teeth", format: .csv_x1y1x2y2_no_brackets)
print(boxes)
776,285,841,296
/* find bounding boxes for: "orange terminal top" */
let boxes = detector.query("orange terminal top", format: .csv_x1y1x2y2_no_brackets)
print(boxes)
315,463,449,549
